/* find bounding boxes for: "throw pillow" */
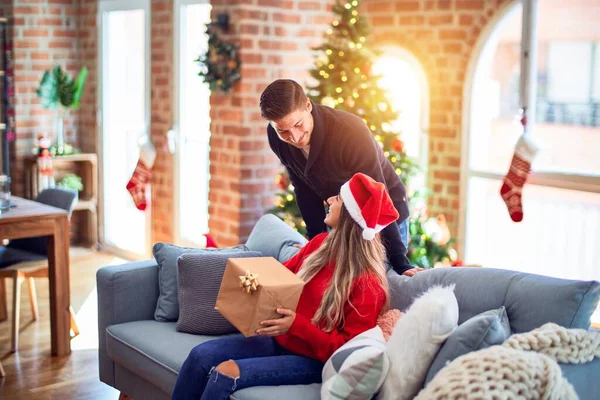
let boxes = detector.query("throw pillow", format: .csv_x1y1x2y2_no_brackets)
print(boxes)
321,326,389,400
425,306,511,384
176,251,262,335
153,242,250,322
245,214,308,262
377,285,459,400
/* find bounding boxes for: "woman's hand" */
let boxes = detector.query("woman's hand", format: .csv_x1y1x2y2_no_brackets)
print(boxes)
256,308,296,337
402,267,425,277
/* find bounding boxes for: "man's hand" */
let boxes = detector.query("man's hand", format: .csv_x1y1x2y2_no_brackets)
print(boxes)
256,308,296,337
402,267,425,277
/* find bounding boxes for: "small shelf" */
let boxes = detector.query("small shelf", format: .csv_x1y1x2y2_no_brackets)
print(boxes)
0,71,4,77
0,18,7,23
25,153,99,248
0,123,5,130
51,154,98,163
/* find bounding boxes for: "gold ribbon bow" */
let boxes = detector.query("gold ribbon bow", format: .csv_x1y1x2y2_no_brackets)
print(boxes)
239,270,260,294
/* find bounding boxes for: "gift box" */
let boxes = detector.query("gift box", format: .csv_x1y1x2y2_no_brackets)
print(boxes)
215,257,305,337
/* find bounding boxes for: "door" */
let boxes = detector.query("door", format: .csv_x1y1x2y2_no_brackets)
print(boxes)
173,0,212,247
98,0,151,259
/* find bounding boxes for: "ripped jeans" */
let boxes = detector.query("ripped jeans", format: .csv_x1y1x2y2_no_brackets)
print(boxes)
171,334,324,400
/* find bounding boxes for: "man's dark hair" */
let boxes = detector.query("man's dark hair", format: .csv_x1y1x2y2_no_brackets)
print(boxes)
260,79,308,121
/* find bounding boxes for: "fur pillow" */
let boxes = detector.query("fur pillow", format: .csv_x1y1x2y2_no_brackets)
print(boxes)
377,285,459,400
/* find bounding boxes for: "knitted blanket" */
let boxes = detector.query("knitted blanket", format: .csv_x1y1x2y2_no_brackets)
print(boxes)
504,323,600,364
415,323,600,400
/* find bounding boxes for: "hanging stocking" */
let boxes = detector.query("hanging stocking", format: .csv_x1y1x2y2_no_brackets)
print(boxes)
500,131,539,222
127,141,156,211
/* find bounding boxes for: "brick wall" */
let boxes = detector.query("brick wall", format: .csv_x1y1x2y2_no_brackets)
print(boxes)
149,0,174,244
77,0,97,154
0,2,12,21
363,0,512,239
74,0,334,247
10,0,81,197
6,0,519,250
207,0,334,246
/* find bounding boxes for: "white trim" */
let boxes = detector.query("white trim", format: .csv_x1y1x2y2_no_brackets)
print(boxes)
97,0,152,258
376,46,430,188
340,181,366,229
377,46,430,135
519,0,540,136
172,0,211,247
467,170,600,194
459,0,600,260
98,0,149,12
514,134,539,162
458,0,521,258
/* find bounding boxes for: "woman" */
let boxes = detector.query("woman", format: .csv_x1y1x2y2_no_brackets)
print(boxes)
172,173,399,400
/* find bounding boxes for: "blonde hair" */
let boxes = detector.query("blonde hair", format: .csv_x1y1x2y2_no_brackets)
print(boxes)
297,206,390,332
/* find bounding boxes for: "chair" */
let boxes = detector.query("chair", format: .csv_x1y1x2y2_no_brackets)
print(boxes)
0,188,78,352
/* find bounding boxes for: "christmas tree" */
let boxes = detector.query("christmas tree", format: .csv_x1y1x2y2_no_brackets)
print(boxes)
268,0,455,268
269,172,308,237
307,0,419,186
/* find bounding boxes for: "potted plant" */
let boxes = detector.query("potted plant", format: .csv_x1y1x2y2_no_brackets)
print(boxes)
57,173,84,199
36,65,88,156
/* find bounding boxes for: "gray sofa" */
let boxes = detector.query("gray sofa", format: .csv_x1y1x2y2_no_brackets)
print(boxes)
97,216,600,400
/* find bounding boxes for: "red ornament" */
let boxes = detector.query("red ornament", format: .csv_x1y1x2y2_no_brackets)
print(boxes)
204,233,218,248
278,175,289,190
392,138,404,153
520,115,527,127
451,259,464,267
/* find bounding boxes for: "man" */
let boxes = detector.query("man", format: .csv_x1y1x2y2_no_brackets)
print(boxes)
260,79,422,276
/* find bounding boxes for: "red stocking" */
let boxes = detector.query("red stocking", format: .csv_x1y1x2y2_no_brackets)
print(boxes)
126,142,156,211
500,134,539,222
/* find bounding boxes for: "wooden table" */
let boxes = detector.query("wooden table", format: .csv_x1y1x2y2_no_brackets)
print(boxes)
0,196,71,356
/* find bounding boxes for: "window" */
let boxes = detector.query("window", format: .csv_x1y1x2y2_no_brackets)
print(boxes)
373,47,429,191
462,1,600,323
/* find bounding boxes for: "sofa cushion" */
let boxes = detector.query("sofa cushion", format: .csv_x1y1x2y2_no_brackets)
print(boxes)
245,214,308,262
387,267,600,333
231,384,322,400
177,251,262,335
106,320,228,394
425,307,511,384
153,242,250,322
106,320,322,400
560,357,600,400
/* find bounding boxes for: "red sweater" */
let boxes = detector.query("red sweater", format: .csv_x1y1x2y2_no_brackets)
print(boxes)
275,233,386,363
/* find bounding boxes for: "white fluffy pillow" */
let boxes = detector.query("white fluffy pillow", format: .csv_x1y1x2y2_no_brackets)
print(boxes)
321,327,389,400
377,285,459,400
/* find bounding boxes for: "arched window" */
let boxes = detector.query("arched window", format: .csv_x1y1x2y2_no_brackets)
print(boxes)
462,0,600,324
373,47,429,191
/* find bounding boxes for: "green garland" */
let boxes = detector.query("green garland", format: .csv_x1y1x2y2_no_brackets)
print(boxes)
195,23,241,93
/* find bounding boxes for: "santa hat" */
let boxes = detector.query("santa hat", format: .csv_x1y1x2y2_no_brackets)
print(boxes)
340,173,400,240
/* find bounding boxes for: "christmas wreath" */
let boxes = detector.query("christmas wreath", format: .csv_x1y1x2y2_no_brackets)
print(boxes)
195,22,241,93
